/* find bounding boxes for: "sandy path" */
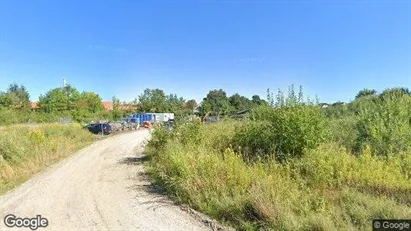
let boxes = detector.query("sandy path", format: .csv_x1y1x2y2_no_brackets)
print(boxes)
0,130,211,231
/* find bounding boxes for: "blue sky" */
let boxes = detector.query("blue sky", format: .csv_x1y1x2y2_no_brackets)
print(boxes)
0,0,410,104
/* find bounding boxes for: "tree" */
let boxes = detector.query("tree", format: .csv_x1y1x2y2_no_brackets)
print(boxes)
250,95,268,107
164,94,185,113
380,87,410,99
185,99,197,110
355,89,377,99
38,85,81,113
229,93,252,113
80,92,104,113
0,83,30,109
137,89,167,113
112,96,123,120
199,89,232,116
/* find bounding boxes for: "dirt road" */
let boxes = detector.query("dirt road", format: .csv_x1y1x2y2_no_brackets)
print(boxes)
0,130,211,231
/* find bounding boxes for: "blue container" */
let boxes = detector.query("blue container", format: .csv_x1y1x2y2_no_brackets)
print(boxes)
131,114,156,125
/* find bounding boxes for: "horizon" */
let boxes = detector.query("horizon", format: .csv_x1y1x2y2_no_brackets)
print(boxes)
1,1,410,104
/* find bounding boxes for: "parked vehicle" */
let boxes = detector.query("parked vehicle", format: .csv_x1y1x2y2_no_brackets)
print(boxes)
86,123,112,135
109,121,126,132
122,118,139,130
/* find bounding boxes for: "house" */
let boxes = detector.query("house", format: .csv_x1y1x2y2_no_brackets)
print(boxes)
103,102,113,111
31,102,40,111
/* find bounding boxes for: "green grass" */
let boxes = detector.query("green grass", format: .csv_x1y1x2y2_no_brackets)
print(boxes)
146,121,411,231
0,123,94,194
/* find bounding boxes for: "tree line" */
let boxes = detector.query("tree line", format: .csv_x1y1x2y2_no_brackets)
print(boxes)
0,82,268,124
1,81,409,124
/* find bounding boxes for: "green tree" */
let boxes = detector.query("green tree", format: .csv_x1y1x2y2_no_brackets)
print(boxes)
81,92,104,113
185,99,197,111
229,93,252,112
164,94,185,113
380,87,410,99
38,85,81,113
199,89,232,116
112,96,123,120
0,83,30,109
355,88,377,99
251,95,267,106
137,89,167,113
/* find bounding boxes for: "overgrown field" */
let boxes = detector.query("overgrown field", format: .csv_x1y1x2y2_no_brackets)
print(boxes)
146,88,411,230
0,123,95,194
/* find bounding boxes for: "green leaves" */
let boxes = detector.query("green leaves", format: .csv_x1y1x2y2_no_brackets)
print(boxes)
355,93,411,156
137,89,190,115
236,86,326,162
0,84,30,110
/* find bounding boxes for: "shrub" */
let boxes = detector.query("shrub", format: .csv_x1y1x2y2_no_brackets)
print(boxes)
146,119,411,230
355,93,411,156
235,104,326,162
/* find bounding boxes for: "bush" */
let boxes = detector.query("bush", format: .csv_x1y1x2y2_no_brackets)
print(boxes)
146,122,411,230
355,94,411,156
326,116,359,151
235,104,326,162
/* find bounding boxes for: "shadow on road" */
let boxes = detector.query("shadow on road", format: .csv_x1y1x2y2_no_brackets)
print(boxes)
117,155,151,165
118,154,174,209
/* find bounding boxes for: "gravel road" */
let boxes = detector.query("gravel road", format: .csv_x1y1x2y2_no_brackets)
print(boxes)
0,130,211,231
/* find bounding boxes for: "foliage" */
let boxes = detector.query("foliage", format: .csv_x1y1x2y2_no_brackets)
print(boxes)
235,85,326,161
229,93,253,113
146,121,411,230
0,123,94,194
380,87,410,99
185,99,197,111
79,91,104,113
111,96,124,120
199,89,233,116
355,88,377,99
0,83,31,110
137,89,167,113
251,95,267,106
354,93,411,156
38,85,82,112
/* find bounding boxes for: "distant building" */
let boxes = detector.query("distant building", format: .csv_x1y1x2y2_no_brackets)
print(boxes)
230,109,251,119
103,102,114,111
31,102,40,111
102,101,137,112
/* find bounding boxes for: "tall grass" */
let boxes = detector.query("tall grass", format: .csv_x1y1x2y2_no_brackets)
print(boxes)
147,123,411,230
0,123,94,194
146,87,411,230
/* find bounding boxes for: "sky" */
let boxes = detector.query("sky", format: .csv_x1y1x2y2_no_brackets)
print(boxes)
0,0,410,104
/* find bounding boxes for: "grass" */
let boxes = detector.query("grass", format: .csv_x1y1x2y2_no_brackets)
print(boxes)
145,121,411,231
0,123,95,194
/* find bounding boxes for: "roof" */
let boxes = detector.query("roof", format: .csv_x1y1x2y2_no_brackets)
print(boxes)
119,104,137,111
31,102,39,109
103,102,113,111
236,108,251,115
102,102,137,111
